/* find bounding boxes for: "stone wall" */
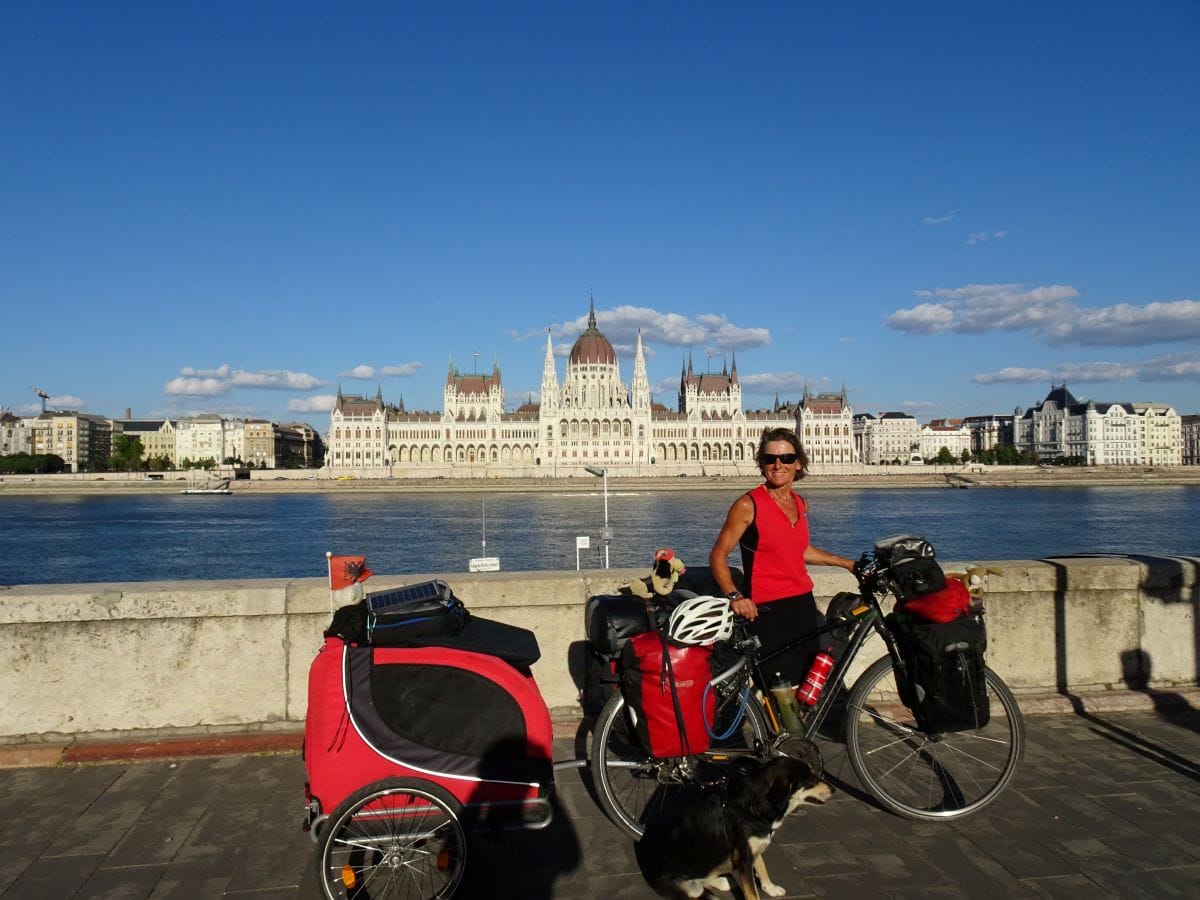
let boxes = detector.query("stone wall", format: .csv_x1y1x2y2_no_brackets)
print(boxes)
1,556,1196,743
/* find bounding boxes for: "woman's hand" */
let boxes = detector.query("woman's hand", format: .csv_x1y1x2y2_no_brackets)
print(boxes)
731,596,758,621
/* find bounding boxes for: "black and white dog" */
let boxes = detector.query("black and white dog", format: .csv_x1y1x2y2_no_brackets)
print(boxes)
637,749,832,899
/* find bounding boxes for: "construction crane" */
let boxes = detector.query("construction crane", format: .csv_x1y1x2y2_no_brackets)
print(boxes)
30,387,50,413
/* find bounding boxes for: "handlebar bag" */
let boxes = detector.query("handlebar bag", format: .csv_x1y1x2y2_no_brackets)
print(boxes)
619,631,716,758
875,534,947,600
887,610,990,734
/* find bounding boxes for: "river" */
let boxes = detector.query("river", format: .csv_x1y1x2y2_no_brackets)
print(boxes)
1,485,1196,586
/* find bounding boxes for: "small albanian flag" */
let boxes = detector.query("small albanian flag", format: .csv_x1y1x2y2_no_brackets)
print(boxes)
329,555,373,591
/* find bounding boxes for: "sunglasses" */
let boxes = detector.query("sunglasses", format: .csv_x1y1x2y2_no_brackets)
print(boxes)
761,453,799,465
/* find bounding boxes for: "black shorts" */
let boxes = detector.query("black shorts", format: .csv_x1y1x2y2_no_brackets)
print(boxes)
747,592,819,686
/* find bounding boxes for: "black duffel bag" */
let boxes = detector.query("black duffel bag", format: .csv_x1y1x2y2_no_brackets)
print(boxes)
886,609,990,734
585,594,671,660
325,580,469,646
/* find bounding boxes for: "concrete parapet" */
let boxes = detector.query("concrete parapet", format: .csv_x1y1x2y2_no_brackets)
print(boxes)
1,557,1196,744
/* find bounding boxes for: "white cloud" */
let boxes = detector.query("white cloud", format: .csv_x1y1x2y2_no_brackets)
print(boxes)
966,230,1007,246
340,365,376,379
1139,353,1200,380
739,372,821,395
288,395,337,412
1048,300,1200,346
923,210,958,225
380,362,423,377
887,284,1200,348
165,365,328,396
549,305,771,351
15,397,84,414
973,352,1200,385
901,400,941,410
164,377,227,397
972,367,1057,385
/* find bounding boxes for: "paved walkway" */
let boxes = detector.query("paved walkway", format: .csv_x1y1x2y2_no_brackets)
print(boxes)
1,707,1198,898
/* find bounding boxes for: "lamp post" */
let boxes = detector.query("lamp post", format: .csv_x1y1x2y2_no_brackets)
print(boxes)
584,465,610,569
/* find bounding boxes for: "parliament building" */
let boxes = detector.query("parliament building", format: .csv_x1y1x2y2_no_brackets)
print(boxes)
325,302,859,478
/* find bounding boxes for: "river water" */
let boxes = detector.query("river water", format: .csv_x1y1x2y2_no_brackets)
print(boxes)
2,485,1196,587
0,487,1195,592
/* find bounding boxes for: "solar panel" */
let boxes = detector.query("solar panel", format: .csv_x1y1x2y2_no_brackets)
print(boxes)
364,580,451,614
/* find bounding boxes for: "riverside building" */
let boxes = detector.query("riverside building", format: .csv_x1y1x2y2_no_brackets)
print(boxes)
1014,385,1182,466
325,301,854,478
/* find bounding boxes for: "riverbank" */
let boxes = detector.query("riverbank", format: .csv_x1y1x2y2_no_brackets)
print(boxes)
2,465,1199,495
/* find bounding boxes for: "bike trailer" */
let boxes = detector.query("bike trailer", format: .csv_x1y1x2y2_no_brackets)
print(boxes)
304,608,555,838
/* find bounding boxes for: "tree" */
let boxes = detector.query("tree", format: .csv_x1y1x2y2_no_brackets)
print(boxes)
960,449,972,464
110,434,145,472
935,447,955,465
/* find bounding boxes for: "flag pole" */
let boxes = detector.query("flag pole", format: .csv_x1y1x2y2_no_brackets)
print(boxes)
325,551,334,617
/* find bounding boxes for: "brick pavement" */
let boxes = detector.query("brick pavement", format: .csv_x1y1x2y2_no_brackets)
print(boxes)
1,707,1198,898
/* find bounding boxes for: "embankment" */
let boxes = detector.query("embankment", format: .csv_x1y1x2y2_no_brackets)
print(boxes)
1,557,1196,746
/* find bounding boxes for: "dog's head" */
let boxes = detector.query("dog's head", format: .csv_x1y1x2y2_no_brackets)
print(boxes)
759,754,834,816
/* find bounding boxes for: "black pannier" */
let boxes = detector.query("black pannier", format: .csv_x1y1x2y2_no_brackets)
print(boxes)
887,610,990,734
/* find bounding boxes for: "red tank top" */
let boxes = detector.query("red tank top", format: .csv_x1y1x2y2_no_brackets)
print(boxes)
738,484,814,603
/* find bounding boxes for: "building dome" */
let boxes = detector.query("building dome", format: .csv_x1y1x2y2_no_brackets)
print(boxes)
568,303,616,365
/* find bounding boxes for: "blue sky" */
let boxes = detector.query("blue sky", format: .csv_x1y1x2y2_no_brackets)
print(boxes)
2,2,1198,431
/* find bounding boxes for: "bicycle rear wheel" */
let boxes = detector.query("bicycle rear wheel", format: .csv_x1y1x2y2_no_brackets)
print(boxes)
590,688,770,839
845,655,1024,820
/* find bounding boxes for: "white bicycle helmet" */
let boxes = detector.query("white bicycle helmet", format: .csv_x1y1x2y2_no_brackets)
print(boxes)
668,596,736,646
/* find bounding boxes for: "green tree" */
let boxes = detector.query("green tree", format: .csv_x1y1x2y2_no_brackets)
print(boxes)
147,455,172,471
111,434,145,472
935,446,955,465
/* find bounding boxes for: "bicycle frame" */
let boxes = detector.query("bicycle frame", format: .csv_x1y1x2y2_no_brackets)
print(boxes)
733,583,908,743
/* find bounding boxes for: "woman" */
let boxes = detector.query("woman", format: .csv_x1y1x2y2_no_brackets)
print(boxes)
709,427,857,685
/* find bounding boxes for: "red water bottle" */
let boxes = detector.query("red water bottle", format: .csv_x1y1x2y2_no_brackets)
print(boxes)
796,648,835,706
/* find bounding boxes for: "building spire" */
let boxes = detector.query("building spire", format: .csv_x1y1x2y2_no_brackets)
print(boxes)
632,328,649,411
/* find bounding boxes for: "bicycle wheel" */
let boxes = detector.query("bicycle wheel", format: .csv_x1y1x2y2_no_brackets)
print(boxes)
318,777,467,900
590,686,771,839
845,655,1024,820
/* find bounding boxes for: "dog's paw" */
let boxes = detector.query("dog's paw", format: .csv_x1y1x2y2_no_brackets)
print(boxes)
705,876,731,892
761,882,786,898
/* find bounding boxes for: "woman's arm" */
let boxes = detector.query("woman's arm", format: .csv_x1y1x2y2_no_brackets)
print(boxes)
709,494,758,620
804,544,856,572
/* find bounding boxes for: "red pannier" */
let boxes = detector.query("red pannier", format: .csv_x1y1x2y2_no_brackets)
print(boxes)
619,631,716,758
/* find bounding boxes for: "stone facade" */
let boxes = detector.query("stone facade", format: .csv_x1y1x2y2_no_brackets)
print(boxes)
326,301,802,477
1014,385,1182,465
854,411,921,465
28,411,112,473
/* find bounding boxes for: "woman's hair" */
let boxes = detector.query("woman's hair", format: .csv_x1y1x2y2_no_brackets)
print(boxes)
756,427,809,479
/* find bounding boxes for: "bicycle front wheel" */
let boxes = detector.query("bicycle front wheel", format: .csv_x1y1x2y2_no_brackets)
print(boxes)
590,688,771,839
845,655,1024,820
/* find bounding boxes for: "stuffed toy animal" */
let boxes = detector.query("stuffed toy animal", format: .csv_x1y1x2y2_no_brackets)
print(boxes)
627,548,686,599
946,565,1004,599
